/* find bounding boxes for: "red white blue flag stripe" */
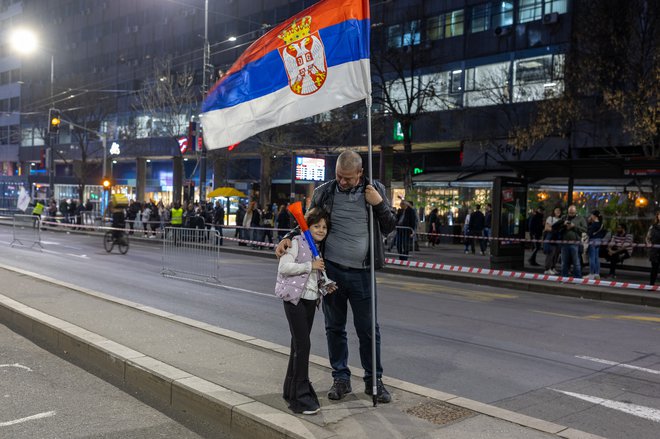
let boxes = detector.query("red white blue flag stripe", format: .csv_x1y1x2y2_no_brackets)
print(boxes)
201,0,371,149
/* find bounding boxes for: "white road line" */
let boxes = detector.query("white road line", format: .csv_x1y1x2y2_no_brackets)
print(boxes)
0,363,32,372
0,411,56,427
550,389,660,423
220,284,275,299
576,355,660,375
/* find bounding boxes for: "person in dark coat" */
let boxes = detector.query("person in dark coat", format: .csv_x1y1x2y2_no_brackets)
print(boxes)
527,206,545,266
396,199,416,261
468,204,486,255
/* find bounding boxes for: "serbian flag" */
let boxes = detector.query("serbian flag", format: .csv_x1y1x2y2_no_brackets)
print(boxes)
201,0,370,150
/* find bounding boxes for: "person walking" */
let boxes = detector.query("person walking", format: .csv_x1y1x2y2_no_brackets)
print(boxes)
276,150,397,403
213,200,225,245
469,204,486,255
427,208,440,247
275,208,336,415
646,211,660,285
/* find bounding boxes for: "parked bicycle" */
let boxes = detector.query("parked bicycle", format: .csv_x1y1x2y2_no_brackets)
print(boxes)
104,230,129,254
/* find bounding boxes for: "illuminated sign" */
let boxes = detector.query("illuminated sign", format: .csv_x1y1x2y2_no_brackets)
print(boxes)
109,142,121,155
295,157,325,181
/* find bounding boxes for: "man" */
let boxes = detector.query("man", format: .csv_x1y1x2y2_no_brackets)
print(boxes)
276,150,396,403
527,206,545,266
483,203,492,253
606,223,633,279
213,200,225,245
554,204,586,278
468,204,486,255
395,199,416,261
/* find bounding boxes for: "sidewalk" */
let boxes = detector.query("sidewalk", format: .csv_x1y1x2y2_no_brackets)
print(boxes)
0,264,604,439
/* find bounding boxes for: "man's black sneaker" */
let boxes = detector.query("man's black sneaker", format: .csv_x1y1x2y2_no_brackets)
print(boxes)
327,379,352,400
364,379,392,403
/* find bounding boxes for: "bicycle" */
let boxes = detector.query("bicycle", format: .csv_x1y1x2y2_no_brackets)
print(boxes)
104,230,129,254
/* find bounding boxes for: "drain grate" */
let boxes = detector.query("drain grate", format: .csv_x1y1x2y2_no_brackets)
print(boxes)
405,400,475,426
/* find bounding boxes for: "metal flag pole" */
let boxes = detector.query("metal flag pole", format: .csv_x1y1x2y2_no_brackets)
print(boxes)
366,95,378,407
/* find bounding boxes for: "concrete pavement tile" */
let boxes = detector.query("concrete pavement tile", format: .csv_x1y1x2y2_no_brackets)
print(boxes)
92,339,146,360
448,397,566,434
411,414,558,439
247,337,288,351
385,378,457,401
204,326,256,341
557,428,607,439
233,400,333,439
129,356,193,382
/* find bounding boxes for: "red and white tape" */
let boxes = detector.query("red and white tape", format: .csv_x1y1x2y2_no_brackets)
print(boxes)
385,258,660,292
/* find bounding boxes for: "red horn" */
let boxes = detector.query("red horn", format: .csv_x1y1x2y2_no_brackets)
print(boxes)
287,201,308,232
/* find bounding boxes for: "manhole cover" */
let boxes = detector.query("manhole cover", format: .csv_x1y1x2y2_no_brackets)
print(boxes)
405,400,475,426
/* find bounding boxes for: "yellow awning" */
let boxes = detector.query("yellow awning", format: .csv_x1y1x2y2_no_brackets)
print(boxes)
207,187,247,198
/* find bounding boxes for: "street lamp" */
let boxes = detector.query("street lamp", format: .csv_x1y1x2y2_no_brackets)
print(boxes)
8,28,56,199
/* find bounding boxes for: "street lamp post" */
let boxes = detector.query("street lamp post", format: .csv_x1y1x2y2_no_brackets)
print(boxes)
9,29,57,199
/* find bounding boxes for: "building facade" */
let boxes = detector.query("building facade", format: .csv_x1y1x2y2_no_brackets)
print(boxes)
1,0,656,222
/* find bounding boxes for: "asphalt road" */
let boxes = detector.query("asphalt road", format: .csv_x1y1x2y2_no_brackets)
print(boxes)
0,226,659,439
0,323,207,438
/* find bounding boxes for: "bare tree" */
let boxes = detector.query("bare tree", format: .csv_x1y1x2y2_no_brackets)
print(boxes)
372,37,444,191
135,57,199,146
512,0,659,158
135,58,200,202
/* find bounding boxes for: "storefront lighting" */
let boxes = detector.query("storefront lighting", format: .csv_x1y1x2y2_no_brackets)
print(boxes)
635,196,649,208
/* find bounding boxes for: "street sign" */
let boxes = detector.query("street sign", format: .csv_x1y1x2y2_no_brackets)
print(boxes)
178,136,188,154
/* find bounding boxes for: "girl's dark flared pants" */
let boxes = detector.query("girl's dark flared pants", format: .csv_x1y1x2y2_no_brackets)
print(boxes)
283,298,319,413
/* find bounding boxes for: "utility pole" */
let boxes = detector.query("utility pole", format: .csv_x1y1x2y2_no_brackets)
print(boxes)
199,0,210,202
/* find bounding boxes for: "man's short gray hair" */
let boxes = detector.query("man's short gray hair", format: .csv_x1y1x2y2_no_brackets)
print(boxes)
336,150,362,171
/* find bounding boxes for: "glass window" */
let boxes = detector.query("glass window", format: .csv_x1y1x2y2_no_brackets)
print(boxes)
387,21,420,48
387,24,402,48
470,4,491,33
546,0,567,14
402,20,421,46
10,97,19,111
519,0,543,23
427,15,443,41
515,56,552,83
492,1,513,28
444,9,464,38
450,69,463,94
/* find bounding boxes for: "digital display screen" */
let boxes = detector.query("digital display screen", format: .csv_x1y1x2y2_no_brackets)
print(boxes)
295,157,325,181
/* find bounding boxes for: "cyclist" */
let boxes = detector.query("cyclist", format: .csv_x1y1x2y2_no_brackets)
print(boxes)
109,195,128,245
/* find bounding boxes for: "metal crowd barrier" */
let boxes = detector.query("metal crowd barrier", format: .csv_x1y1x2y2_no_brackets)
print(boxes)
385,226,416,259
10,214,43,250
161,226,223,284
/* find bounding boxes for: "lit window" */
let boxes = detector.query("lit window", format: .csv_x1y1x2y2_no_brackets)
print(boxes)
387,20,420,48
470,4,491,33
427,16,443,41
519,0,543,23
444,9,464,38
492,1,514,28
545,0,567,14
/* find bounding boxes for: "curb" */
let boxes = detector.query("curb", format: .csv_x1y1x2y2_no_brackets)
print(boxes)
0,263,606,439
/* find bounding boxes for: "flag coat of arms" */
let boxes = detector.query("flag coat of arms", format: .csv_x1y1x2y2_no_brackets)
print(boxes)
201,0,370,150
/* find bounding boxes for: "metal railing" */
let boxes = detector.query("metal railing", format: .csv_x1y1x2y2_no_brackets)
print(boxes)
385,226,416,259
11,214,43,250
161,226,223,284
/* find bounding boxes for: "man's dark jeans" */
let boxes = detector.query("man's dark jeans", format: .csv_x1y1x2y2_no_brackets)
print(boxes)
324,260,382,383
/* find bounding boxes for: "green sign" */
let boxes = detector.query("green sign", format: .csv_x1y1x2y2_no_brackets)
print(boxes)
413,167,424,175
393,121,411,141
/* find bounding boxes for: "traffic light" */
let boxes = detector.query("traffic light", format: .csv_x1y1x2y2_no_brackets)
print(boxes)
102,176,112,190
48,108,61,134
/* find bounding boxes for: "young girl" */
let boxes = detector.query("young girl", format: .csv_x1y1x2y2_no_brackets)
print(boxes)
275,207,335,415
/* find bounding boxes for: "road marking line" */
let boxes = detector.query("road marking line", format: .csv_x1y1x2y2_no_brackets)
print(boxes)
0,363,32,372
576,355,660,375
550,389,660,423
220,284,276,299
0,411,56,427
